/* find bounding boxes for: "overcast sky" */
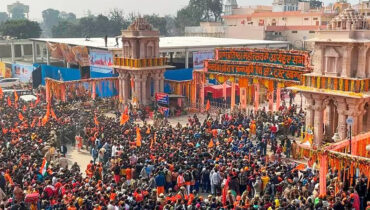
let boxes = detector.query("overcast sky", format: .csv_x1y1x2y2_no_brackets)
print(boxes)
0,0,359,21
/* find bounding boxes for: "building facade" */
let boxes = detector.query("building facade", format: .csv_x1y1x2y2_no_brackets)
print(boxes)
291,8,370,145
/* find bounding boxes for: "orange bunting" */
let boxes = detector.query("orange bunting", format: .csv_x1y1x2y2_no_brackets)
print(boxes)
18,112,24,121
208,139,214,148
206,100,210,111
136,127,142,147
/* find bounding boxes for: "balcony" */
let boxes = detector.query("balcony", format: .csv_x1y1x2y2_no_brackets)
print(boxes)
114,57,167,68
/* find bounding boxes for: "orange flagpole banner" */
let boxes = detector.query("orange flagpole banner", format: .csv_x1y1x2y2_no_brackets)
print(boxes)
206,100,211,111
7,96,11,107
14,91,18,102
51,108,57,120
0,86,3,98
120,113,129,125
208,139,214,148
136,127,142,147
94,114,99,126
18,112,24,121
231,82,236,110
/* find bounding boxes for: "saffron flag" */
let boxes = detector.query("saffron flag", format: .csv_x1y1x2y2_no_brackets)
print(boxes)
136,127,142,147
222,177,230,206
206,100,210,111
120,113,129,125
14,91,18,102
150,138,154,149
94,114,99,126
7,96,11,107
39,158,49,176
31,118,37,128
42,107,50,126
208,139,214,148
51,108,57,120
0,86,3,99
18,112,24,121
292,163,306,172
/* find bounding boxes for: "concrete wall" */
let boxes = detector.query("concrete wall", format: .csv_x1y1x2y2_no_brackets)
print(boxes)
224,25,265,39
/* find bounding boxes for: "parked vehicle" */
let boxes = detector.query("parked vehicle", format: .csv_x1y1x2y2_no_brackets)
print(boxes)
0,78,21,88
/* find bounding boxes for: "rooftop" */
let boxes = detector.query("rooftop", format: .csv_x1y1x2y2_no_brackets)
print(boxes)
31,36,289,52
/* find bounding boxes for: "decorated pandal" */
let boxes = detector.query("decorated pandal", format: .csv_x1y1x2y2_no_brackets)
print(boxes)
191,47,312,111
297,133,370,196
45,77,118,103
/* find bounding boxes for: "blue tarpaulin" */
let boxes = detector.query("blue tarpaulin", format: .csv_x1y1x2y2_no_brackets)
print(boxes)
164,68,193,81
40,64,81,85
90,66,118,98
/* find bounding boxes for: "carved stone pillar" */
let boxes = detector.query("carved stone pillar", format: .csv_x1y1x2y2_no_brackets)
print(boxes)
122,73,130,103
314,44,325,74
146,76,152,101
118,75,123,101
357,45,368,78
324,99,334,136
347,98,363,136
159,71,165,93
153,73,160,95
341,45,353,77
133,74,142,102
312,95,326,145
141,74,148,105
303,93,315,129
335,97,347,140
357,101,365,134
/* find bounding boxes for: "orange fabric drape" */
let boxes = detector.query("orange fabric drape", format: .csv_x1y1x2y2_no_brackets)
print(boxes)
206,100,210,111
120,113,129,125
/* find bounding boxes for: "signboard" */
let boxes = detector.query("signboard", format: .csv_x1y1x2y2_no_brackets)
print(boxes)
155,92,169,105
217,48,309,67
158,105,169,117
346,117,353,125
206,60,306,82
90,50,113,66
12,63,34,82
193,51,214,69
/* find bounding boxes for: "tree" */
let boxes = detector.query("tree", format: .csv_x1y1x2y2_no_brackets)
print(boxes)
175,0,223,34
52,20,80,38
108,9,129,36
0,12,9,23
59,12,76,22
143,14,168,36
0,19,41,38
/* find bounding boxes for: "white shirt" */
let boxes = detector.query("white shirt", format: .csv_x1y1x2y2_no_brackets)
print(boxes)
112,145,117,157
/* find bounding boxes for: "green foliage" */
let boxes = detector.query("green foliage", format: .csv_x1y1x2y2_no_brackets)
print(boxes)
0,12,9,23
0,19,41,39
175,0,223,34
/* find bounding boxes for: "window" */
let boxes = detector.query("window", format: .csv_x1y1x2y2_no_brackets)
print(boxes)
291,31,298,33
313,17,318,20
309,31,315,33
282,17,287,21
304,18,309,20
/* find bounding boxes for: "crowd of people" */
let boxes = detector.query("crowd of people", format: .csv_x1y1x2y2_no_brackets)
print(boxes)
0,89,369,210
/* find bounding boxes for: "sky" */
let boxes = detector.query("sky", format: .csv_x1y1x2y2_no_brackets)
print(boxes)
0,0,360,21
